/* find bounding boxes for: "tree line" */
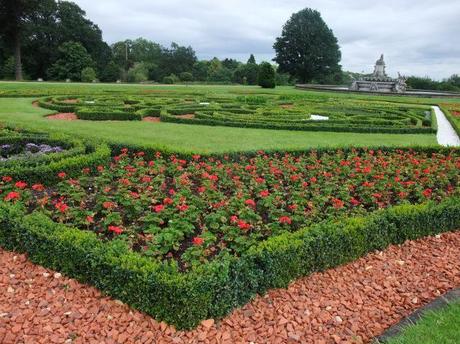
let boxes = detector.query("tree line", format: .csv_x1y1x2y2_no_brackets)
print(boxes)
0,1,282,87
7,2,424,88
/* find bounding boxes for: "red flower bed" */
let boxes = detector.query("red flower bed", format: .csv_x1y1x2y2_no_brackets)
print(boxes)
1,149,459,270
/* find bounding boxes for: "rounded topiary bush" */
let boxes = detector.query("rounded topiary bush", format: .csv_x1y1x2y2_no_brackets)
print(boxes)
258,62,276,89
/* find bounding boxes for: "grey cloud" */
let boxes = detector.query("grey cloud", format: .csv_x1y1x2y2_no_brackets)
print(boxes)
73,0,459,79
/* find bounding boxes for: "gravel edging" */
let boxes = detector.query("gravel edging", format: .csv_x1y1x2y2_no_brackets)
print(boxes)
373,288,460,343
1,231,459,343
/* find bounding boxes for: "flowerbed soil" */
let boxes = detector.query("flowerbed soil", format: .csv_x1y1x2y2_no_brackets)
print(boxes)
1,148,459,271
142,117,161,122
1,231,459,343
46,113,77,121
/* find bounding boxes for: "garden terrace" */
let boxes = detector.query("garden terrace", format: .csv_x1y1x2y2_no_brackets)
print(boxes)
1,146,459,329
36,93,436,134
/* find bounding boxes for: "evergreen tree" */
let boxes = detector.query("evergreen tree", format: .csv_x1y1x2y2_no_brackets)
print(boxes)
247,54,256,64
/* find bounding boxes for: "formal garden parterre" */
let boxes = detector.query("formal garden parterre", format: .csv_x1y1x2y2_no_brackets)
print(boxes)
37,93,437,134
0,84,459,331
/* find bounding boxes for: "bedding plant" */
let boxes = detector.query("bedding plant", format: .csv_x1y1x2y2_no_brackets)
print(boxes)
1,147,458,271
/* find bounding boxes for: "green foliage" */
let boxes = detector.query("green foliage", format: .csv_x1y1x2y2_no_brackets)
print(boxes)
20,0,110,80
127,62,149,83
81,67,97,83
247,54,256,64
76,108,143,121
275,72,293,86
163,74,179,84
233,63,259,85
258,62,276,88
100,61,120,82
1,56,15,80
179,72,193,82
47,41,94,81
406,76,460,92
273,8,342,83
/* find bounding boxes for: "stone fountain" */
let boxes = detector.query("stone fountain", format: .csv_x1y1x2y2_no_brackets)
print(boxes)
350,55,407,93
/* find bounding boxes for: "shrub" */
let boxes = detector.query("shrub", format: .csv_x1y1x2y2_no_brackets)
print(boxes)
163,74,179,84
179,72,193,82
258,62,276,88
127,63,149,83
81,67,97,83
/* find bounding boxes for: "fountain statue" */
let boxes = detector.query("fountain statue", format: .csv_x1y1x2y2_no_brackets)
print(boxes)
350,55,406,93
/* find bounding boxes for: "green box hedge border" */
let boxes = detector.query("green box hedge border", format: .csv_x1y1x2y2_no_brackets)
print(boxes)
0,132,111,183
440,106,460,137
0,194,458,330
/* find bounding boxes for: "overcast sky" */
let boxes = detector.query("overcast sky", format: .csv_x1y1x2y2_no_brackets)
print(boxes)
72,0,459,80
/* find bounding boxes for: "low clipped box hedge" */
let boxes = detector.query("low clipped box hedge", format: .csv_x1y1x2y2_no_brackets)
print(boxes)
0,197,459,329
76,108,143,121
0,131,110,183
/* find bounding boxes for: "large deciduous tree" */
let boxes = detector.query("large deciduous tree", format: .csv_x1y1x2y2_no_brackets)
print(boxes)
273,8,342,83
0,0,41,80
47,41,94,81
14,0,111,80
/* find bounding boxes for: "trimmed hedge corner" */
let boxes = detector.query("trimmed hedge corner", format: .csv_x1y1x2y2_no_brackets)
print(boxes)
0,196,458,329
0,133,110,183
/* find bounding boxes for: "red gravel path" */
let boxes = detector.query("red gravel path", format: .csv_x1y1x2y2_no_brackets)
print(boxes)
46,113,78,121
1,231,459,344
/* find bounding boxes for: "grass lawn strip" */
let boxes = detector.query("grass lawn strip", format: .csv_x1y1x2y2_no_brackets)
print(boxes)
382,294,460,344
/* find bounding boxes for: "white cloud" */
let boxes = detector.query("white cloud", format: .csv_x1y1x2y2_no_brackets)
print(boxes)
72,0,460,80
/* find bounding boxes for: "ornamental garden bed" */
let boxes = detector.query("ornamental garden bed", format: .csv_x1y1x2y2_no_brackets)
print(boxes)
0,129,110,183
36,94,436,134
0,145,459,329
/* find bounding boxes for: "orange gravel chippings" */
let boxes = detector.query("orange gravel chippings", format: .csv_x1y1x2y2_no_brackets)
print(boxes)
1,231,459,344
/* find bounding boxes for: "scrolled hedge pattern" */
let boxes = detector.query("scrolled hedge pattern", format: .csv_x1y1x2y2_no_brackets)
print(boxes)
37,94,436,134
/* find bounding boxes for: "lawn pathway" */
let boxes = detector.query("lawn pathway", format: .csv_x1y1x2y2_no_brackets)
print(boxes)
432,106,460,146
1,231,459,343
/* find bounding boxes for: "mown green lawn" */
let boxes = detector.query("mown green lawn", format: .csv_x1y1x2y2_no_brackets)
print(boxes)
0,97,438,153
387,301,460,344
